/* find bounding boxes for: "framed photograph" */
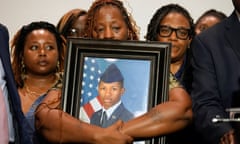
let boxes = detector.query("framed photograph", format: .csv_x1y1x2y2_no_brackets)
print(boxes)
61,38,171,144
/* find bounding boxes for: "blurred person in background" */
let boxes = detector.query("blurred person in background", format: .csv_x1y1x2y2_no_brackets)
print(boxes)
195,9,227,35
191,0,240,143
57,8,87,38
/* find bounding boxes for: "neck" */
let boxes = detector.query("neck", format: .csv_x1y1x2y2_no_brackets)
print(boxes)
170,59,184,74
24,73,57,88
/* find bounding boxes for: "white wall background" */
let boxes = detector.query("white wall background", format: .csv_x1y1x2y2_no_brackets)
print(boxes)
0,0,233,40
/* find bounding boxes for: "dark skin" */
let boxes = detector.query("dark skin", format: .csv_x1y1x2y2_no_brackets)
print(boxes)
195,15,221,35
220,130,237,144
70,14,87,37
35,2,192,143
34,4,134,144
156,12,192,75
36,63,192,143
18,29,59,114
35,89,132,143
92,4,192,141
120,87,192,140
93,3,192,142
92,5,129,40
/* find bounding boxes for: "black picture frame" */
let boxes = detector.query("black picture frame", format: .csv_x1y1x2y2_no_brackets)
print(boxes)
61,38,171,144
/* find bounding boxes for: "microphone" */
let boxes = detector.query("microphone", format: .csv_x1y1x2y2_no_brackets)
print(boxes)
212,117,240,123
212,108,240,123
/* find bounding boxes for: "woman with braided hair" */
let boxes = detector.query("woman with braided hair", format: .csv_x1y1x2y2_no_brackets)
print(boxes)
35,0,192,143
11,21,66,143
34,0,139,143
145,4,196,144
12,21,128,144
83,0,139,40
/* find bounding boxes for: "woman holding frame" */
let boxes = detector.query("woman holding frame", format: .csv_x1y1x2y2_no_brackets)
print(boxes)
35,0,192,143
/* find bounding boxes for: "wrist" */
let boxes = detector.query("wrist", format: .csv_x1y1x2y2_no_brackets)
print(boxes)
119,122,124,134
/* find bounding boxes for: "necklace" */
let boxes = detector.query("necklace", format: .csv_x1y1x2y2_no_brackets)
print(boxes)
23,73,61,99
24,84,45,98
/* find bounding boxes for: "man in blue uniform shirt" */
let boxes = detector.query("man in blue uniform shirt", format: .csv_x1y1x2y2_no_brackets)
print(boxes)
91,63,134,127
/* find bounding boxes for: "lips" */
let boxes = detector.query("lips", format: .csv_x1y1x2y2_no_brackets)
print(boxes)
171,45,180,52
38,60,48,66
103,99,112,103
172,45,178,49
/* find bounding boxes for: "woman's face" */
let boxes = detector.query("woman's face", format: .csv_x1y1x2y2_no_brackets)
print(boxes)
69,15,87,37
92,5,129,40
157,12,191,63
23,29,59,76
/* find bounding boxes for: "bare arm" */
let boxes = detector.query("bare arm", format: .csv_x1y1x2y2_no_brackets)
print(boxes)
35,89,133,144
120,87,192,140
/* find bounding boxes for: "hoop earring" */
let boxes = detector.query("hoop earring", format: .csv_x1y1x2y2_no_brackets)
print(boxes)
56,61,60,72
21,59,26,80
128,30,133,40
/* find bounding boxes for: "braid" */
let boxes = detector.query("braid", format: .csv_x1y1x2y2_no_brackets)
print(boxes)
84,0,139,40
11,21,66,88
146,4,195,41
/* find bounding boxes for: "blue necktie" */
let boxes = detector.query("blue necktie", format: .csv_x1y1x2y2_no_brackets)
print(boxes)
101,111,107,128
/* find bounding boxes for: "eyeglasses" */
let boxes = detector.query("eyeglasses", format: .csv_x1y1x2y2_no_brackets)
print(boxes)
68,28,84,37
158,25,190,40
